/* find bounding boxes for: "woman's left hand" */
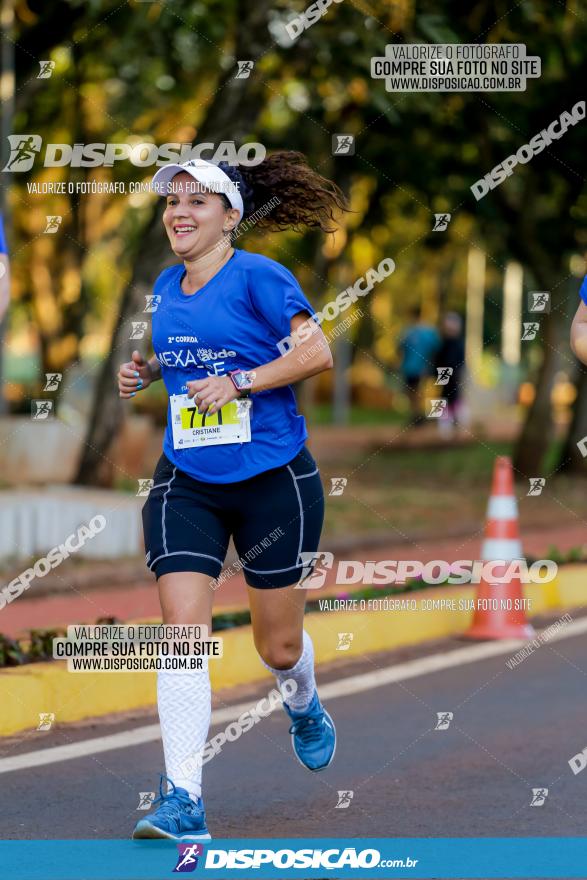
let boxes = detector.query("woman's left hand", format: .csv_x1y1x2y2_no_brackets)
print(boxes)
186,375,239,415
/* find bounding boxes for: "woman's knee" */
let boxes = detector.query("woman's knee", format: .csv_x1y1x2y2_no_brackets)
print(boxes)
256,634,303,670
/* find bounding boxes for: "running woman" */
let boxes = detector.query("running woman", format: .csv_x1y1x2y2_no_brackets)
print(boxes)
118,152,347,840
571,276,587,364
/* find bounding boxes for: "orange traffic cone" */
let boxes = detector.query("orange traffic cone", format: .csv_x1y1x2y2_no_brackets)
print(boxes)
465,456,535,640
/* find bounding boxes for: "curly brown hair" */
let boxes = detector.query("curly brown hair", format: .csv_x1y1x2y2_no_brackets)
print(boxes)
218,151,348,233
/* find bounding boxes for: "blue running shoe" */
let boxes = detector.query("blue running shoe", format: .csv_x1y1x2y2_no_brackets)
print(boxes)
284,690,336,771
132,775,211,840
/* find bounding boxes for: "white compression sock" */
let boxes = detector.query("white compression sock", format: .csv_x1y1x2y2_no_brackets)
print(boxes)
260,629,316,712
157,660,211,802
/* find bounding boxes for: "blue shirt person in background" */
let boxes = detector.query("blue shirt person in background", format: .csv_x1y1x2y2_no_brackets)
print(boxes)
0,214,9,323
399,305,440,424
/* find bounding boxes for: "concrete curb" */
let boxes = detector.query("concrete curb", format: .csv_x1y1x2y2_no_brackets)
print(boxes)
1,565,585,737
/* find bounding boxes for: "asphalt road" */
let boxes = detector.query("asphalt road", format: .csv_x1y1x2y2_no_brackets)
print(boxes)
1,616,586,874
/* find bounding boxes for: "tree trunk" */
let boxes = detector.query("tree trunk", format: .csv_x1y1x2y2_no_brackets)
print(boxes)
509,207,574,476
505,207,569,477
512,294,561,477
473,108,576,479
74,0,276,485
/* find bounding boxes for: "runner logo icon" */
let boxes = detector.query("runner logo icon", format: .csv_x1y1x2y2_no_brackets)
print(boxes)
3,134,42,171
296,552,334,589
433,213,451,231
435,712,454,731
173,843,204,872
530,788,549,806
335,790,354,809
136,792,156,810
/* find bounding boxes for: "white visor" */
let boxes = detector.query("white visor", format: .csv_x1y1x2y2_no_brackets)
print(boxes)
151,158,244,223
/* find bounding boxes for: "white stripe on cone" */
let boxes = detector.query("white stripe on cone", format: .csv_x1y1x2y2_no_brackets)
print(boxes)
487,496,518,519
481,538,523,561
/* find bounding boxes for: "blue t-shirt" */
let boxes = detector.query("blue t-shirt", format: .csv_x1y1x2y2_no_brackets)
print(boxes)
400,324,440,378
151,248,315,483
580,275,587,304
0,215,7,254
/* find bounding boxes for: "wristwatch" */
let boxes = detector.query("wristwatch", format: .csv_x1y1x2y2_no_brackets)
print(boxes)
228,369,256,398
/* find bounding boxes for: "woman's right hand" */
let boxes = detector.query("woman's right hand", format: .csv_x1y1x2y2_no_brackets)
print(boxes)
118,350,156,399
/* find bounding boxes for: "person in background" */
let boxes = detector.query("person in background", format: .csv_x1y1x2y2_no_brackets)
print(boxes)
434,311,466,438
399,305,440,424
570,275,587,364
0,214,9,323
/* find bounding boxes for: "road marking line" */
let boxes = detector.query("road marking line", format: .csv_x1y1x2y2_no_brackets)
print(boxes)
0,614,583,775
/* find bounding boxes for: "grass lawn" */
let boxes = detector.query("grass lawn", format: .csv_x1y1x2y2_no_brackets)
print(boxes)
320,440,587,542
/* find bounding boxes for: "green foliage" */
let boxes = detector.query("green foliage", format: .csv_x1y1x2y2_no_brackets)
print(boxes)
540,545,586,565
0,634,26,667
8,1,587,389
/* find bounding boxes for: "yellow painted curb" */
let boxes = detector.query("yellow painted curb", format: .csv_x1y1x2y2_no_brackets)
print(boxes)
552,564,587,610
1,565,585,737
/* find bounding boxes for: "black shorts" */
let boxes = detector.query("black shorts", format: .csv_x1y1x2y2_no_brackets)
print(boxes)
142,446,324,589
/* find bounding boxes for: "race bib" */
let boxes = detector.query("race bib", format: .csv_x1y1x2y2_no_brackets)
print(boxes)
170,394,251,449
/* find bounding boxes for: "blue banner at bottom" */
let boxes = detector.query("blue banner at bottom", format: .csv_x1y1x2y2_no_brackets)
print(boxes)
0,838,584,879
